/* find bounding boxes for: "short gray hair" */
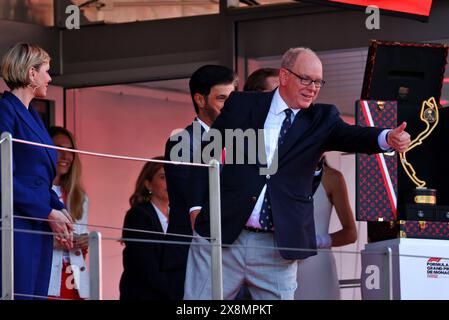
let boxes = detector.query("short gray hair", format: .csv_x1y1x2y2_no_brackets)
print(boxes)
281,47,317,69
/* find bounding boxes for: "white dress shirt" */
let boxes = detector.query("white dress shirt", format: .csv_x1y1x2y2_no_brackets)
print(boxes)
152,202,169,234
246,89,299,229
192,91,391,228
190,117,210,214
196,117,210,132
48,185,90,298
245,89,391,229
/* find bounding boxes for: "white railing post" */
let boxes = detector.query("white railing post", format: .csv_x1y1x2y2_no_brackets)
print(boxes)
88,231,102,300
208,159,223,300
1,132,14,300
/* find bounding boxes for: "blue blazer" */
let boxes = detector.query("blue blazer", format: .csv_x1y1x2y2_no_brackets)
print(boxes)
0,91,64,298
162,120,206,299
0,91,63,217
120,202,172,300
193,91,384,260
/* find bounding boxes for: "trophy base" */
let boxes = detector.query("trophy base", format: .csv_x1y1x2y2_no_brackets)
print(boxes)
412,187,436,205
397,188,442,221
398,204,449,222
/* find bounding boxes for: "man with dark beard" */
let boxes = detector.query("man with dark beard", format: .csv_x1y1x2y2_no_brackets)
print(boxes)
162,65,236,299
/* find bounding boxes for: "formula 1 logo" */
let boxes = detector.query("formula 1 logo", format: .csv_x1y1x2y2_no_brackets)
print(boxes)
427,257,449,279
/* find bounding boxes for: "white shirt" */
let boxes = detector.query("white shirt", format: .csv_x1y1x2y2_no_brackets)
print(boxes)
53,184,63,199
192,92,391,227
152,202,169,234
190,117,210,214
246,89,299,228
196,117,210,132
245,89,391,229
49,185,90,298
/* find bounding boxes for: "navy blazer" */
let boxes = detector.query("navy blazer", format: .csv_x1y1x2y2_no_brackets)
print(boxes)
193,91,384,260
161,120,206,298
119,202,172,300
0,91,64,298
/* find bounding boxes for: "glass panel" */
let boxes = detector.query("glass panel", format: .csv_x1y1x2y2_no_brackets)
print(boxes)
0,0,54,26
258,0,294,4
0,0,296,27
245,47,367,117
71,0,296,25
438,40,449,108
245,41,449,113
238,0,294,6
74,0,219,24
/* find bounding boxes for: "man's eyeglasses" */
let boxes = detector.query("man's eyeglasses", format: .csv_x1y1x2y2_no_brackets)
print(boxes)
284,68,325,88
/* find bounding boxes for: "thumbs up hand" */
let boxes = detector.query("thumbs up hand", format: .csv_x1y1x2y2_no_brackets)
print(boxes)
387,122,411,152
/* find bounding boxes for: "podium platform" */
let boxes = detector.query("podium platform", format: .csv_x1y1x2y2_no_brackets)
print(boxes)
361,238,449,300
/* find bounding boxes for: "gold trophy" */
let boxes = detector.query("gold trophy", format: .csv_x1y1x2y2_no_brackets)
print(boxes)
399,97,439,205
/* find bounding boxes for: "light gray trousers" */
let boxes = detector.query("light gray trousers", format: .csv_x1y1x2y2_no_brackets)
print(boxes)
184,229,298,300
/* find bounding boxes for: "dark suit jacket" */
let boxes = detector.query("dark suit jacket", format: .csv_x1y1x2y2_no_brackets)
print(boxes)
193,91,384,260
119,202,172,300
0,91,64,299
161,120,206,298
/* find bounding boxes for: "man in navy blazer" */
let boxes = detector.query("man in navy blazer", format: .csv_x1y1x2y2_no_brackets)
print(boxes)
184,47,411,299
162,65,236,299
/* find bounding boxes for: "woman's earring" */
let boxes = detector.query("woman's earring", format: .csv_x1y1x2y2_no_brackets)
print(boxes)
148,189,153,196
28,83,38,93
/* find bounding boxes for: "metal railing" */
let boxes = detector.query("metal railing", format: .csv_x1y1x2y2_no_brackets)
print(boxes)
0,132,408,301
88,231,102,300
339,278,361,289
1,132,13,300
0,132,222,300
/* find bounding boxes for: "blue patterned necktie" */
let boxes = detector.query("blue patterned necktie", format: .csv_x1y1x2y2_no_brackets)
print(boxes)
259,108,294,230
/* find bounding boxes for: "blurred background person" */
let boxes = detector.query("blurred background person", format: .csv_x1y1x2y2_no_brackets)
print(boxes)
0,43,73,299
120,158,172,300
47,126,89,300
243,67,279,92
295,155,357,300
